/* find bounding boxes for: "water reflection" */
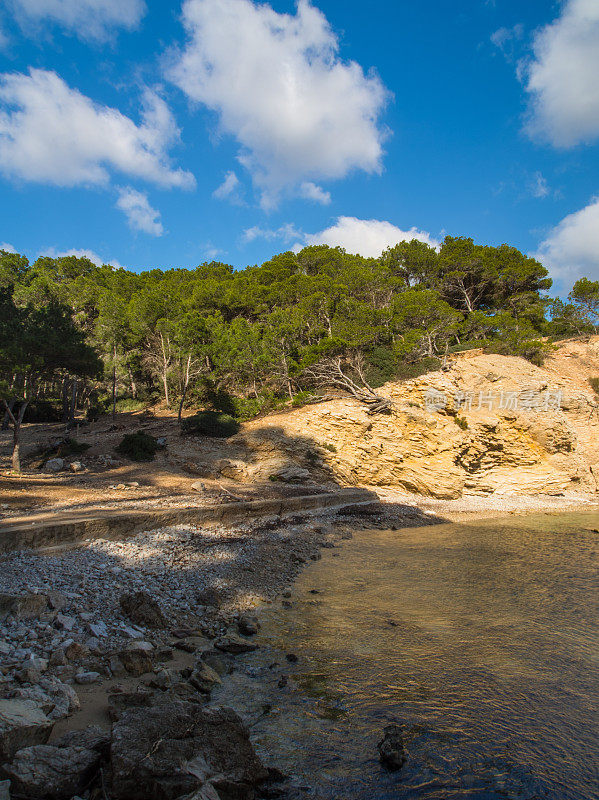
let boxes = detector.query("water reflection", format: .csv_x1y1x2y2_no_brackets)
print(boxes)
250,512,599,799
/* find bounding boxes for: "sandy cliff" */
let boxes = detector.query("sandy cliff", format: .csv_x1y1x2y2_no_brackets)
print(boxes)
187,337,599,499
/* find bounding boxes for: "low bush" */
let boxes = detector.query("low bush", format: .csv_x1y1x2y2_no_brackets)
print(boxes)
180,411,240,438
115,431,160,461
589,377,599,395
23,399,62,423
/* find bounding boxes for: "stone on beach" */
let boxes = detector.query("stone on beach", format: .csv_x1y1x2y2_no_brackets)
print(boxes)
0,593,48,622
119,591,168,629
214,632,258,654
110,701,268,800
1,743,101,799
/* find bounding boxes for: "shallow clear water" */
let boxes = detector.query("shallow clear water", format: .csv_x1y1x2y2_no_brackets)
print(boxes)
243,512,599,799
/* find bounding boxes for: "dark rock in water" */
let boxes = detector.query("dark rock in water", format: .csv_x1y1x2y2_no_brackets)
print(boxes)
110,701,268,800
377,724,406,771
2,743,100,799
200,651,228,676
285,653,298,663
238,614,260,636
119,591,167,628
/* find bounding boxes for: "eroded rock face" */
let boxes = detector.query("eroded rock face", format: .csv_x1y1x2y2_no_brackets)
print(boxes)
2,744,100,799
0,699,53,761
110,701,268,800
195,344,599,499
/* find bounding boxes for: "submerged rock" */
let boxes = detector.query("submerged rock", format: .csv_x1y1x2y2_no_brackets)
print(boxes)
238,614,260,636
377,724,406,771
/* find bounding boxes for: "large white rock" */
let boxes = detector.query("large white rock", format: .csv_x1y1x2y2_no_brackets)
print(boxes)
0,699,53,761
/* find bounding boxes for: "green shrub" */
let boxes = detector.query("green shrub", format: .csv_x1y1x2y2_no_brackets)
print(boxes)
291,390,314,407
115,431,160,461
230,396,266,421
589,377,599,396
23,399,62,423
115,398,147,413
180,411,240,438
455,416,468,430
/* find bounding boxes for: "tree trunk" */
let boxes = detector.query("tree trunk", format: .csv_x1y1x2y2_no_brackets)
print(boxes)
1,398,15,431
3,399,30,473
112,344,117,419
69,378,77,424
178,354,192,423
160,333,170,408
62,376,69,423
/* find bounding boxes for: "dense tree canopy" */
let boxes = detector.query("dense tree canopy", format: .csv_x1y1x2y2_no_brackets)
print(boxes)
0,236,595,445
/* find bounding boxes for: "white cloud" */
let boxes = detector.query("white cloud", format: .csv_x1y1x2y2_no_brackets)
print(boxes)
524,0,599,147
534,197,599,285
213,170,243,203
298,181,331,205
528,171,550,199
0,242,17,253
490,23,523,61
0,69,195,189
39,247,123,268
8,0,146,41
302,216,439,257
243,223,302,244
169,0,389,208
116,186,163,236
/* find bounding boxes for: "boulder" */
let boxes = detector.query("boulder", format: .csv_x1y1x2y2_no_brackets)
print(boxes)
377,724,406,771
0,593,47,622
7,677,79,721
188,662,222,694
44,457,65,473
107,689,154,723
111,702,268,800
2,744,100,799
55,725,110,756
214,633,258,655
0,699,53,761
120,592,167,629
118,649,153,676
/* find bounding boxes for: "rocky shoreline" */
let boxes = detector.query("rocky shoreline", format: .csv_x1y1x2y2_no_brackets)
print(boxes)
0,499,438,800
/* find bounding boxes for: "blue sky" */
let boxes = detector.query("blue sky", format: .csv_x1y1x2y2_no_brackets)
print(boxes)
1,0,598,292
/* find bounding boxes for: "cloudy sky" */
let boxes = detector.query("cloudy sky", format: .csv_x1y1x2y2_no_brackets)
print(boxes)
1,0,598,291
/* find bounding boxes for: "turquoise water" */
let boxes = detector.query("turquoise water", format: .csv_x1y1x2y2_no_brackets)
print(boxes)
243,512,599,799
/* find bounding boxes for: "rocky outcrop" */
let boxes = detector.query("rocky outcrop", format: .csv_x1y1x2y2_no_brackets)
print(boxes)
185,339,599,499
